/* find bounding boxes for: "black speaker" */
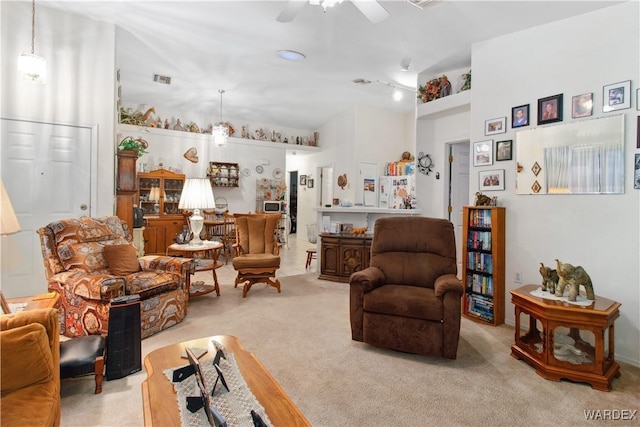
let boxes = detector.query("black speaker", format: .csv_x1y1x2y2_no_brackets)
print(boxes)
106,298,141,381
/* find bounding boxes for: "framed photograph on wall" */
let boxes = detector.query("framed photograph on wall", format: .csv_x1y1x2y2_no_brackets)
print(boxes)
307,178,314,188
485,117,507,135
538,94,563,125
496,140,512,161
479,169,505,191
635,153,640,190
511,105,529,128
572,93,593,118
299,175,307,186
603,80,631,112
473,140,493,166
637,88,639,111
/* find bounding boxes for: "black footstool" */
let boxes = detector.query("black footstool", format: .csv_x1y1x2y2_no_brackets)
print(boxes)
60,335,106,394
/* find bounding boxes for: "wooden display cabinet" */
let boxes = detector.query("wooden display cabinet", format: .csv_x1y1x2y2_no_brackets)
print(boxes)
207,162,239,187
137,168,186,255
462,206,505,326
318,233,372,283
510,285,621,391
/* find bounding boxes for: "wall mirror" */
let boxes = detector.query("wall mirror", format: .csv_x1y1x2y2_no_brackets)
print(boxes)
516,114,624,194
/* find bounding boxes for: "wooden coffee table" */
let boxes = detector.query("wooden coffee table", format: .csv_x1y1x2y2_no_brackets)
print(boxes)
141,334,310,427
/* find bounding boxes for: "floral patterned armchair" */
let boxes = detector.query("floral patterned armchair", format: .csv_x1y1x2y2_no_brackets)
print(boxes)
37,216,193,338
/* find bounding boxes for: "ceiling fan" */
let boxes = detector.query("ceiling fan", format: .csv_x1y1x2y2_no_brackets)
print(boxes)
276,0,390,24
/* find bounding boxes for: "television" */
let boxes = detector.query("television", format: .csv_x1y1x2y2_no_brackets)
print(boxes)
263,200,283,213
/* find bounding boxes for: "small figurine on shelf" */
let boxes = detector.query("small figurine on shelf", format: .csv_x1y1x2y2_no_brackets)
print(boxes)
173,119,184,131
241,125,249,139
438,75,451,98
164,119,170,129
460,69,471,92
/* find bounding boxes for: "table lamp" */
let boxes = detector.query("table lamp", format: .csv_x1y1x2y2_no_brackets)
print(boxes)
1,180,21,236
178,178,215,245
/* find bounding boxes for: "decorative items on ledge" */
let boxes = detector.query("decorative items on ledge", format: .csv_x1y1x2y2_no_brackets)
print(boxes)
119,107,319,147
417,70,471,104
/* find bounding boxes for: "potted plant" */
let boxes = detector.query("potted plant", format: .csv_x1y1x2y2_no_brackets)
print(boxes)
117,136,148,157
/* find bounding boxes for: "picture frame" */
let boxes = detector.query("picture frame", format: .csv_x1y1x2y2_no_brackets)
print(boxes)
496,140,512,161
485,117,507,135
571,93,593,118
473,140,493,166
538,94,563,125
299,175,307,186
637,116,640,149
637,88,639,111
307,178,314,189
635,153,640,190
602,80,631,112
511,104,529,128
479,169,505,191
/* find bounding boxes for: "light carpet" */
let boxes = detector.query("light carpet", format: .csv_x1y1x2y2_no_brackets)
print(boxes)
60,272,639,426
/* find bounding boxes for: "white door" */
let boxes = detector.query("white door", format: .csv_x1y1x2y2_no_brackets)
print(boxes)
1,119,93,297
449,142,470,276
320,166,333,207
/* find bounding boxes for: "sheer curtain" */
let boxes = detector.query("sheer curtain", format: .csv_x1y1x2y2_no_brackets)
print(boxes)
545,143,623,194
569,142,623,193
544,146,570,193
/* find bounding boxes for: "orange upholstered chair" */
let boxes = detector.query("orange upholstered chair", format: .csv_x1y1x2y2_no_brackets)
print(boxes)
232,213,281,297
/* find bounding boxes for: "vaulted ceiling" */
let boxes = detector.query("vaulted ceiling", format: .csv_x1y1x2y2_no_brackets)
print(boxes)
43,1,618,130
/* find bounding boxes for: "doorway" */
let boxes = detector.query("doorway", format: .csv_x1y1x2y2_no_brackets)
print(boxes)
1,119,94,297
288,170,298,234
447,141,470,275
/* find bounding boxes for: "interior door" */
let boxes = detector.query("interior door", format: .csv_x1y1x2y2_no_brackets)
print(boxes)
320,166,333,207
1,119,92,297
448,142,470,276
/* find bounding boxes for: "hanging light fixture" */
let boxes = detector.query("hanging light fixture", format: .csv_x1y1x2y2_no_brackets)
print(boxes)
213,89,228,147
17,0,46,84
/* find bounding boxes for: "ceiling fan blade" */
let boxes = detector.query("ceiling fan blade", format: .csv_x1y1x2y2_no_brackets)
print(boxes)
276,0,308,23
351,0,389,24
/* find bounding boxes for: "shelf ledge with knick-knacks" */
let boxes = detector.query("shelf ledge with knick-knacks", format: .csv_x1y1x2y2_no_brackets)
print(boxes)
117,123,321,154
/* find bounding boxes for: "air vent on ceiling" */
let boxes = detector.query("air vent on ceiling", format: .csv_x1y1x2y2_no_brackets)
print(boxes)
153,74,172,85
353,78,372,85
407,0,438,9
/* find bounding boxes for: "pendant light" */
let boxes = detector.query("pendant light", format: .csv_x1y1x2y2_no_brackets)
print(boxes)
213,89,228,147
17,0,46,84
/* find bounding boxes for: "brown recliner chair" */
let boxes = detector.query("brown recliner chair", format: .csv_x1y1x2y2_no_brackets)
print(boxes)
232,213,282,297
349,216,464,359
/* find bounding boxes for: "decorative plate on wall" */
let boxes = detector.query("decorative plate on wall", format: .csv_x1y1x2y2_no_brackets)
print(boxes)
255,165,264,174
241,167,251,177
273,168,284,180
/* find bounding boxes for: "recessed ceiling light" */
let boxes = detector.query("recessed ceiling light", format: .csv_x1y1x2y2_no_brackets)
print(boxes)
277,50,306,61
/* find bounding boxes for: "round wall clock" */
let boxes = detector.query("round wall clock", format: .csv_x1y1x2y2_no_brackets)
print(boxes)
417,152,434,175
255,165,264,174
241,167,251,177
273,168,284,180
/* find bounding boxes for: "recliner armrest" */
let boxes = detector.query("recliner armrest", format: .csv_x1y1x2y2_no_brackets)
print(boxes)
349,266,385,293
434,274,464,298
138,255,194,274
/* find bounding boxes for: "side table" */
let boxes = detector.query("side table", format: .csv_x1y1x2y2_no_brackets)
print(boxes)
510,284,621,391
4,292,60,313
167,241,224,297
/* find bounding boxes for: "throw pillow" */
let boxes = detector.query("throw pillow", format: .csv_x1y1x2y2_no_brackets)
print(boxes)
103,244,140,276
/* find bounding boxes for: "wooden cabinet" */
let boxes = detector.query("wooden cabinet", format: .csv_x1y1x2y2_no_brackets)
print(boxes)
318,233,372,283
137,169,186,254
462,206,505,326
115,150,138,232
510,285,621,391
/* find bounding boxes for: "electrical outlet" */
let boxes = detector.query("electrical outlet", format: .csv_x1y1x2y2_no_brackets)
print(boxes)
514,272,523,284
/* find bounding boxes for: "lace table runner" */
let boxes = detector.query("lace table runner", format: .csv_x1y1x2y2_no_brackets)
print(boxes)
164,343,273,427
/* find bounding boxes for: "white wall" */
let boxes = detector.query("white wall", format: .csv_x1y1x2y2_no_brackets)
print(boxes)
290,106,414,235
470,2,639,365
1,2,116,216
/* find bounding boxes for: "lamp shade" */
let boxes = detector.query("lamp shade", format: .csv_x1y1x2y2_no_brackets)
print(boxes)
178,179,216,211
1,181,21,236
178,179,215,245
